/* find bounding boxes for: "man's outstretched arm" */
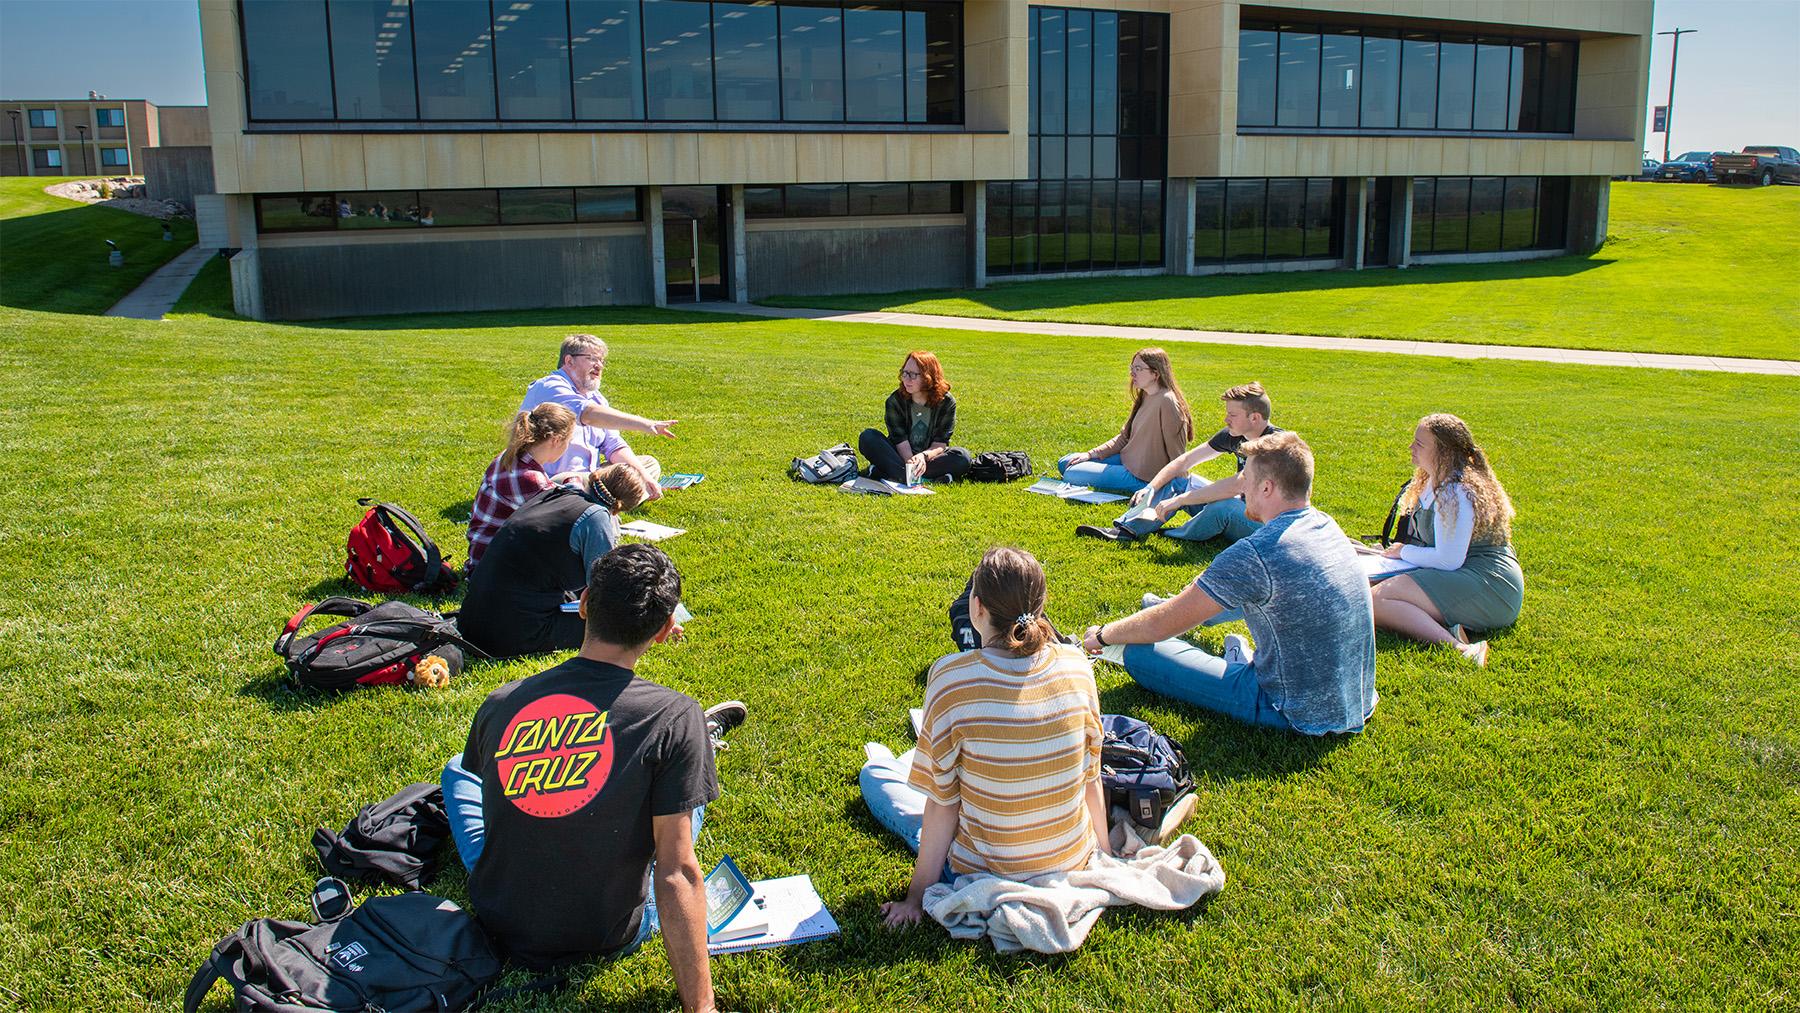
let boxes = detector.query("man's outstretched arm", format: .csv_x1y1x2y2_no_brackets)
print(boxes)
651,811,717,1013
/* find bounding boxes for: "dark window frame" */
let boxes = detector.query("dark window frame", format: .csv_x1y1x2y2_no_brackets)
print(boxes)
253,185,644,233
28,109,57,128
1238,14,1578,135
742,180,962,220
1408,175,1568,256
94,108,126,128
1196,176,1344,268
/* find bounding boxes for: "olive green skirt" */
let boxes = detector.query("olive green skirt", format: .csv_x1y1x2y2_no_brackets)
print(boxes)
1411,544,1525,632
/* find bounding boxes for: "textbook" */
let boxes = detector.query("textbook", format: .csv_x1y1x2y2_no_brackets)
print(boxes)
839,476,934,497
659,473,706,490
1025,479,1129,505
620,518,686,541
705,856,768,943
707,874,840,956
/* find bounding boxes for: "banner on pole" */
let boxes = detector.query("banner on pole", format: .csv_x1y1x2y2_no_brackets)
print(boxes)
1653,106,1668,132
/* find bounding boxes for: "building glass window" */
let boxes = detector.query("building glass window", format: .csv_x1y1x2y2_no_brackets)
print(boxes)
986,184,1013,273
744,185,784,217
572,1,647,120
910,182,956,214
29,109,57,128
243,0,335,120
495,0,573,120
1318,29,1360,128
712,2,780,121
327,0,419,120
1276,28,1320,128
846,181,908,215
780,4,843,121
1240,14,1576,134
100,147,130,166
642,0,715,120
95,108,125,127
414,0,498,120
34,148,63,169
783,183,849,217
1201,177,1343,268
1303,177,1338,257
845,7,906,122
255,187,643,233
1410,176,1566,256
1225,178,1265,262
1194,178,1225,265
420,189,500,226
995,6,1167,277
921,2,960,123
743,181,960,218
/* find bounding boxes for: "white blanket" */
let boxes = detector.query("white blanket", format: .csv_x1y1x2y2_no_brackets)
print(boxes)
921,829,1225,954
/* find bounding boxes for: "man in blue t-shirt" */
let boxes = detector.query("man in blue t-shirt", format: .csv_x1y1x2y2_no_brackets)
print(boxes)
521,333,677,497
1082,431,1377,735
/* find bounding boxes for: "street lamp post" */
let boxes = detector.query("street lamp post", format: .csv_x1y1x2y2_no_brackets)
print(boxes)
75,123,91,175
6,110,21,176
1656,28,1697,164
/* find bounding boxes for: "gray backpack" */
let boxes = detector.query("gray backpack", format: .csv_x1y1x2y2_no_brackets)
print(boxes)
790,443,859,484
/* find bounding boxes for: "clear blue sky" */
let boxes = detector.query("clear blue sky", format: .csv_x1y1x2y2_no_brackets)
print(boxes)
1,0,1796,155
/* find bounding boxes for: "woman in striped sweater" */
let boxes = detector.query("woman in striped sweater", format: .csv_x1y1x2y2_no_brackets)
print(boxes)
861,547,1109,929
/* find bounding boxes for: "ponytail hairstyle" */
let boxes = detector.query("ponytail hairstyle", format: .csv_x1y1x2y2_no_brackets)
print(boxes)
500,402,578,469
588,462,650,515
1124,347,1195,442
970,546,1057,658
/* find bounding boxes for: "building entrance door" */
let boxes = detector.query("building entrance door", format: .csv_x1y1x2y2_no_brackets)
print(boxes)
662,186,729,303
1363,178,1393,267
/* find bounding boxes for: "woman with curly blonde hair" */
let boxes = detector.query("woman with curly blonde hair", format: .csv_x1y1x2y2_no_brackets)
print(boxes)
1372,414,1524,666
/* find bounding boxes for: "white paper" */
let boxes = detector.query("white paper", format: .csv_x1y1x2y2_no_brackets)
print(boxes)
1025,478,1127,505
839,476,934,497
619,518,687,541
1359,553,1417,580
909,707,925,738
707,875,840,955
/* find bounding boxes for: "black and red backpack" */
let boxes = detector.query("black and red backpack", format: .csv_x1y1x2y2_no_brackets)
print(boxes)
275,597,483,691
345,499,459,597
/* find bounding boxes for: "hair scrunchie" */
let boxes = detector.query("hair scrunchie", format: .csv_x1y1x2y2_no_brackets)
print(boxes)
1014,612,1036,627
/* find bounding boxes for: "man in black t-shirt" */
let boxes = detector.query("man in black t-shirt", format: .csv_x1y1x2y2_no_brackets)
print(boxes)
1080,381,1287,544
440,544,746,1013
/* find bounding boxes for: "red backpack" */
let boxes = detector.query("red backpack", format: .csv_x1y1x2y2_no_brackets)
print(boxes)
345,499,459,596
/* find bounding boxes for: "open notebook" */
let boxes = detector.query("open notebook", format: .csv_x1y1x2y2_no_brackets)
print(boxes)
1025,478,1128,505
705,866,839,955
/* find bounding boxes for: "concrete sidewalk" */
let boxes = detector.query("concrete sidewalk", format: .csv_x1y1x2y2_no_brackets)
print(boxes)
103,244,213,321
681,302,1800,376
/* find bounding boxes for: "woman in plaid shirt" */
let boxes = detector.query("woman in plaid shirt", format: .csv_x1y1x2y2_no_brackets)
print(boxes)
466,403,581,569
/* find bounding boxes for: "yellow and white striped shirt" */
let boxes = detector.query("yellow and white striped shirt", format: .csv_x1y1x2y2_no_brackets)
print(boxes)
908,643,1104,879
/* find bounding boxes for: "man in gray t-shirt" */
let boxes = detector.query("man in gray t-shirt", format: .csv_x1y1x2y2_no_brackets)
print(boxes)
1082,432,1377,735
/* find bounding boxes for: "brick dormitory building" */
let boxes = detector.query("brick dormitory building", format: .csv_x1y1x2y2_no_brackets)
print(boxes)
194,0,1652,320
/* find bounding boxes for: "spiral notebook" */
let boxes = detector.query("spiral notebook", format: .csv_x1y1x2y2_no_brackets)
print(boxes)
706,874,840,955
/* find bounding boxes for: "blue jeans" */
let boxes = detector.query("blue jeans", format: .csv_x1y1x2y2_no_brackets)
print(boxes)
1116,477,1262,544
1121,640,1292,730
1057,453,1147,495
441,753,706,945
858,749,956,883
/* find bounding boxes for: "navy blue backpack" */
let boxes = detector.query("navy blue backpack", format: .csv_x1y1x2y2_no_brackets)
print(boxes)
1100,714,1195,829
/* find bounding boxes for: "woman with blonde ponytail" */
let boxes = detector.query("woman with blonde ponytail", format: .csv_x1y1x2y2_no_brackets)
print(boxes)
861,547,1109,929
1373,413,1525,666
465,403,579,569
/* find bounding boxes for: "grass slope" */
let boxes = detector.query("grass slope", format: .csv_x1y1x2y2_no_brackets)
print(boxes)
0,296,1796,1010
765,184,1800,361
0,176,197,315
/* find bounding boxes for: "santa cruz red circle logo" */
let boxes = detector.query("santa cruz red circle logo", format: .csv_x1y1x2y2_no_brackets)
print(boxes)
493,693,616,818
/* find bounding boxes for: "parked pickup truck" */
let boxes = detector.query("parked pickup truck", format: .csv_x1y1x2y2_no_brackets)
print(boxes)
1711,147,1800,186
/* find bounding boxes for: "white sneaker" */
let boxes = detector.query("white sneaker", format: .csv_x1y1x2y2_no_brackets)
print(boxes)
863,742,895,764
1459,641,1489,668
1223,634,1253,666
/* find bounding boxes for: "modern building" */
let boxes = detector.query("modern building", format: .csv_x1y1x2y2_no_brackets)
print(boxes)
0,97,210,178
196,0,1652,321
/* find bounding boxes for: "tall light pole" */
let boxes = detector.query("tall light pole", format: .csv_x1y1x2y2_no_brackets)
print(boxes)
6,110,20,176
1657,28,1697,164
75,123,91,175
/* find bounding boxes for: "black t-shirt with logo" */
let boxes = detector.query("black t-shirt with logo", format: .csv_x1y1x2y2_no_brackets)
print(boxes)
462,657,717,969
1207,423,1288,472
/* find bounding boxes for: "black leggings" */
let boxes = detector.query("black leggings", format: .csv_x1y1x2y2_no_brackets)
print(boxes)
858,428,972,483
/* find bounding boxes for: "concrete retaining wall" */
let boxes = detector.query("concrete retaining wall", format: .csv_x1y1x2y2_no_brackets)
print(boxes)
143,146,215,207
746,217,968,300
256,231,652,320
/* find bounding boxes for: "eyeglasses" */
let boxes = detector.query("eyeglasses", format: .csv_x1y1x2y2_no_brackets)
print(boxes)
570,353,605,365
1129,364,1151,374
899,369,923,380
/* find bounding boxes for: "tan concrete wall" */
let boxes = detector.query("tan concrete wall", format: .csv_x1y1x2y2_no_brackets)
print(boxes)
1165,0,1654,179
157,106,212,147
200,0,1026,195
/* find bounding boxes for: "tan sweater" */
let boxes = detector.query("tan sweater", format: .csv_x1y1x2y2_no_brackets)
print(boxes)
1088,390,1190,481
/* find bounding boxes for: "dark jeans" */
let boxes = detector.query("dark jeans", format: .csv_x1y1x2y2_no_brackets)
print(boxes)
858,429,971,483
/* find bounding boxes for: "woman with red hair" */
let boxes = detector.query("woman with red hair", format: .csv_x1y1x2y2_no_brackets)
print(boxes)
858,351,972,483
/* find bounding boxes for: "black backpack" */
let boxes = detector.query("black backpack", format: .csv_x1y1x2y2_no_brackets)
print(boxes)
967,451,1034,483
275,597,482,691
790,443,860,484
184,886,503,1013
1365,479,1422,547
1100,714,1196,829
314,783,451,891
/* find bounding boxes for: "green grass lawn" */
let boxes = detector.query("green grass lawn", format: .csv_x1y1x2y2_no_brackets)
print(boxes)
2,286,1797,1009
766,183,1800,361
0,176,197,315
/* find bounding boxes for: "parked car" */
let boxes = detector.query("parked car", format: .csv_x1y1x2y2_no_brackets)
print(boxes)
1711,146,1800,186
1615,158,1661,181
1656,151,1728,183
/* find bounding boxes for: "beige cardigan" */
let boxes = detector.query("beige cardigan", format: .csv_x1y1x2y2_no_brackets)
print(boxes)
1088,390,1190,481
